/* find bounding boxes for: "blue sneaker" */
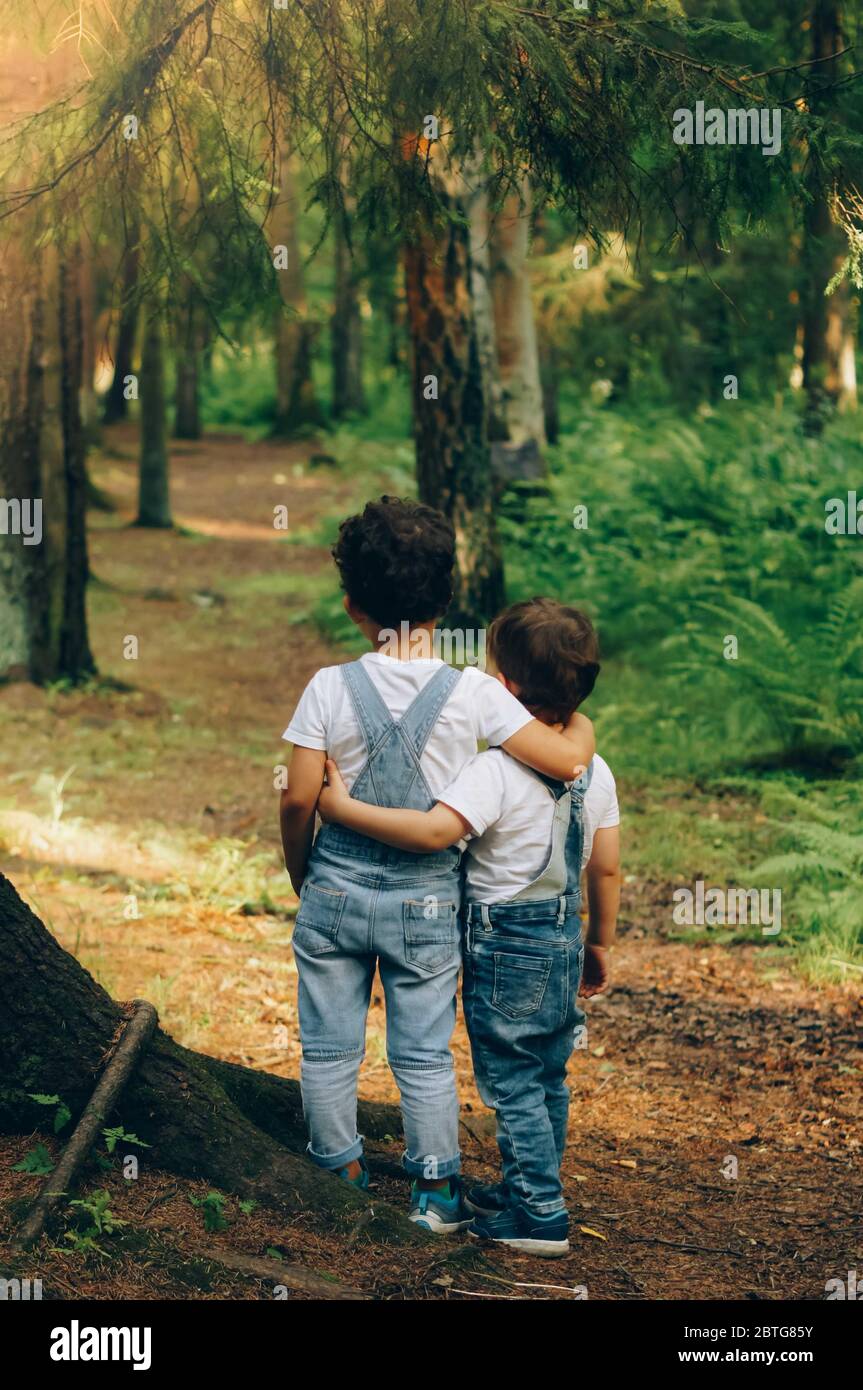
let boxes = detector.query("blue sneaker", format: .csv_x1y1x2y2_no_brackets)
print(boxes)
469,1206,570,1257
409,1178,472,1234
336,1158,370,1191
464,1182,508,1218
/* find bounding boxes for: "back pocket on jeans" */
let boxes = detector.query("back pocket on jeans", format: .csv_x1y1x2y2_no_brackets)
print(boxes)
293,883,346,956
403,898,457,972
492,952,553,1019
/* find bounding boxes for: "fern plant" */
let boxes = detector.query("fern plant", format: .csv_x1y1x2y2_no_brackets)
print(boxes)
754,784,863,980
671,585,863,766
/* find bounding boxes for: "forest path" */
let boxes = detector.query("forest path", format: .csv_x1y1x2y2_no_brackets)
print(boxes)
1,428,860,1300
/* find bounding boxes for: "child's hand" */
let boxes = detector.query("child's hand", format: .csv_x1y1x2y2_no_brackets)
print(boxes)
579,943,609,998
317,758,351,824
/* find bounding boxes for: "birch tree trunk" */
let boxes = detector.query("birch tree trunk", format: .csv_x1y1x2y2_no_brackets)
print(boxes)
403,154,505,625
464,160,506,443
802,0,857,428
488,178,546,477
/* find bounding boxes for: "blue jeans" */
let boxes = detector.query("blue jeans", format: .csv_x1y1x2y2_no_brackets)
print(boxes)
294,826,462,1179
462,894,585,1216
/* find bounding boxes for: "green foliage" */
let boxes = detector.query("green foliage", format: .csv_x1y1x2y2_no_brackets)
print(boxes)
65,1189,127,1256
189,1190,229,1233
28,1092,71,1133
12,1143,54,1176
504,402,863,774
672,589,863,766
102,1126,150,1155
200,343,278,437
754,782,863,978
2,0,849,315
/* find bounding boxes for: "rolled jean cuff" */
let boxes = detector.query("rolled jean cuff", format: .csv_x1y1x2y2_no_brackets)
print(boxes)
402,1149,461,1180
307,1136,364,1171
521,1197,567,1217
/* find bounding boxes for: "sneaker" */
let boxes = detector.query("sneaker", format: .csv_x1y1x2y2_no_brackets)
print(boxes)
336,1158,370,1191
464,1182,509,1218
409,1178,472,1234
469,1206,570,1257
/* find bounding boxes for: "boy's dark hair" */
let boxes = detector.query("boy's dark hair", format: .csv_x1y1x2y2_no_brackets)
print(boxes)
488,597,600,722
332,496,455,628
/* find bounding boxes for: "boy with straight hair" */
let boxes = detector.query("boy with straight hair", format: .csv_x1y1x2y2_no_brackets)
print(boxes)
280,501,595,1231
318,596,621,1255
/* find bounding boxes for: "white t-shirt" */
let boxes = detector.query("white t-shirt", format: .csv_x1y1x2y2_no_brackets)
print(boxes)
440,751,619,904
282,651,534,798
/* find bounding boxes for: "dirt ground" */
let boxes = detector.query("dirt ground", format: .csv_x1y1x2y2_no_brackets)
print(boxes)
1,427,860,1300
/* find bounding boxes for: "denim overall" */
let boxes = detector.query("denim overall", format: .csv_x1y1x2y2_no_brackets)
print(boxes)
462,760,593,1216
293,660,464,1178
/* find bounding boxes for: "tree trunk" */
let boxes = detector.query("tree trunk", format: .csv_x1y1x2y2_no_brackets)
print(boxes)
488,178,546,475
0,871,434,1248
464,160,506,444
331,202,366,418
822,273,857,411
173,291,203,440
532,204,560,445
0,248,37,680
540,338,561,445
136,308,173,528
387,282,405,370
0,239,95,684
403,155,506,626
58,244,96,679
801,0,856,428
78,251,101,446
28,243,70,683
271,142,322,435
103,242,139,425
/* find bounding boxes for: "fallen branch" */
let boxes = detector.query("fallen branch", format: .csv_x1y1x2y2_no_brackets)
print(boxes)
192,1244,370,1301
620,1233,745,1258
14,1000,158,1251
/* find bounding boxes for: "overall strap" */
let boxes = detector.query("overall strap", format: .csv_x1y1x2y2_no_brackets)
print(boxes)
340,660,463,809
562,757,594,895
507,782,571,902
569,758,594,801
507,758,593,903
398,664,463,759
340,660,396,755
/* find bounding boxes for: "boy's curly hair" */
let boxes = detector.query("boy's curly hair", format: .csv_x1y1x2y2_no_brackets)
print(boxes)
331,496,455,628
488,597,600,723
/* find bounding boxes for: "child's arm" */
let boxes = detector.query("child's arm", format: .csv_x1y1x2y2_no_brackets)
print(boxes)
280,746,327,895
581,825,620,998
318,760,472,851
502,710,595,781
